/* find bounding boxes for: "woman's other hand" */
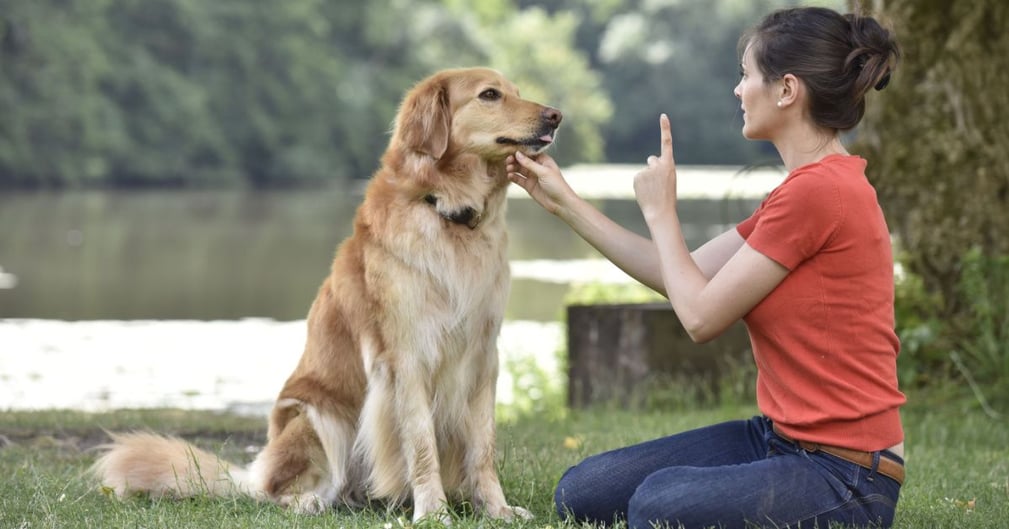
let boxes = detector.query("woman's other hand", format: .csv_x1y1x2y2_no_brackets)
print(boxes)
633,113,678,221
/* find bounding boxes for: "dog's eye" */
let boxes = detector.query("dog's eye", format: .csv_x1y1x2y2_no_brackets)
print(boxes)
478,88,501,101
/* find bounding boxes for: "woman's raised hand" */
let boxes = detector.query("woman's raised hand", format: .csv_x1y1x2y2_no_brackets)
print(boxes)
633,113,679,221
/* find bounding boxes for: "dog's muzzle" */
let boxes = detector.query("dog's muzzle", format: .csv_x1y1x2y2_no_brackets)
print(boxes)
495,107,563,154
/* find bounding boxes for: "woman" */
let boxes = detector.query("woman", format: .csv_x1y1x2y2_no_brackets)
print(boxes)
506,6,905,529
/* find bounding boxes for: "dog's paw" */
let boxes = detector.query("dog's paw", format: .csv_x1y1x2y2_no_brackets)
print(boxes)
279,492,328,515
486,504,534,521
412,506,453,526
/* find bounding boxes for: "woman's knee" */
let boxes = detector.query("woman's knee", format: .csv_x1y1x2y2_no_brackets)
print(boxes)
553,456,624,523
627,473,669,528
553,464,587,519
626,469,703,529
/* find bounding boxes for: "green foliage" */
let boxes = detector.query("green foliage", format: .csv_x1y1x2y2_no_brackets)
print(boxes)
0,0,609,187
856,0,1009,409
562,280,665,306
0,1,125,186
468,6,613,164
2,0,844,187
893,248,1009,413
951,248,1009,413
499,349,567,424
549,0,844,164
892,254,948,389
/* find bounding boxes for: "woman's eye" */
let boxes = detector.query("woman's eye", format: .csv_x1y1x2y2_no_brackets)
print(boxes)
479,88,501,101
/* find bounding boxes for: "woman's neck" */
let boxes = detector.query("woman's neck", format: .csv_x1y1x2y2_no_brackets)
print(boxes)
774,124,849,172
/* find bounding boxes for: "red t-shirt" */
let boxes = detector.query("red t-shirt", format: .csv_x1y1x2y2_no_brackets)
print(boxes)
736,154,905,451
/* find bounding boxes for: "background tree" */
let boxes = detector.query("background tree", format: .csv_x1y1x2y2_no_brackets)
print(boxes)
521,0,828,165
0,0,611,187
3,0,833,188
855,0,1009,405
442,1,613,163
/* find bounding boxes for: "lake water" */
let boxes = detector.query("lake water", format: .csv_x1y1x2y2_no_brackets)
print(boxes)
0,165,782,413
0,165,780,321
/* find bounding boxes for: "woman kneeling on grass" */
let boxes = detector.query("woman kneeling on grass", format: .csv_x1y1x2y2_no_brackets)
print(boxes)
507,6,904,529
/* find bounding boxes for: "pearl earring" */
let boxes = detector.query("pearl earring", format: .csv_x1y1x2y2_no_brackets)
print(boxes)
776,100,783,108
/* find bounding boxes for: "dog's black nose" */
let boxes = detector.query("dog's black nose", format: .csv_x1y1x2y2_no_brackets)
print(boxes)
541,107,562,128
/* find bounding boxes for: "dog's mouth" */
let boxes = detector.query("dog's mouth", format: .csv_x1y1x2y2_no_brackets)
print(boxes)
496,131,555,147
496,127,557,153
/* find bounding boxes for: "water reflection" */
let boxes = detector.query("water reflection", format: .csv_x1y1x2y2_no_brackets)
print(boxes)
0,183,766,321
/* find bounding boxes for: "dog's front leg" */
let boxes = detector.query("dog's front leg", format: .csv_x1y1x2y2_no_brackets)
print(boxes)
466,367,532,521
395,368,450,523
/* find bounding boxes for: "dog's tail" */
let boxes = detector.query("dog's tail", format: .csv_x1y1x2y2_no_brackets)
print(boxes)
91,431,256,500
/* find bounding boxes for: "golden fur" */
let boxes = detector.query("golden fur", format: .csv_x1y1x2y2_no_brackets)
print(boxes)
91,67,562,522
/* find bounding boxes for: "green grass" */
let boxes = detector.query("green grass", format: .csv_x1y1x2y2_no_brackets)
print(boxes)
0,397,1006,528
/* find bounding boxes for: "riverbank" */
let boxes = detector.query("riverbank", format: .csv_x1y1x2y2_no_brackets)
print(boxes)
0,319,563,415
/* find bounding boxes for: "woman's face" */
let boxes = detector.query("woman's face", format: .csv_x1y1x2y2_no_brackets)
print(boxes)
734,44,780,140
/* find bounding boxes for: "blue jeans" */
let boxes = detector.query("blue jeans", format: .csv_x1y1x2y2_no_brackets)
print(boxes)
554,416,902,528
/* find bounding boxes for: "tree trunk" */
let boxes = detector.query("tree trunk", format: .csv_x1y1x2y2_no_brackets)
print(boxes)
566,302,752,408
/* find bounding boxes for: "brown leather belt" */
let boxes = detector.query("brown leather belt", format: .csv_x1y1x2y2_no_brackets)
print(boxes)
773,426,905,485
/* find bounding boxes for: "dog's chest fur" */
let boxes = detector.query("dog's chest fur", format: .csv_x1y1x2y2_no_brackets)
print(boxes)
356,187,510,369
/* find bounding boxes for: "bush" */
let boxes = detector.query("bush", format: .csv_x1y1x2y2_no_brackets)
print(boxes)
892,250,947,389
893,248,1009,413
951,249,1009,412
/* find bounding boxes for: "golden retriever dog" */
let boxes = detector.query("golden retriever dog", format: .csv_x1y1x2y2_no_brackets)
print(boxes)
91,67,561,522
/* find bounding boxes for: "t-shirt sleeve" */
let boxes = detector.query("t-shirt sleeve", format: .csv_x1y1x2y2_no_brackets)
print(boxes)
736,203,761,239
740,173,842,270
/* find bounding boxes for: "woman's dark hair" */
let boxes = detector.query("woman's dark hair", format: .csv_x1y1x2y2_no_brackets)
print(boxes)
739,6,900,132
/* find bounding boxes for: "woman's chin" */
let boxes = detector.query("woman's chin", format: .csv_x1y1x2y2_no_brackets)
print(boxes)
740,125,765,141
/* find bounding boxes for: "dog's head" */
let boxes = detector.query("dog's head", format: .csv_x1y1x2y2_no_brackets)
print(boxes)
391,67,562,163
373,68,561,232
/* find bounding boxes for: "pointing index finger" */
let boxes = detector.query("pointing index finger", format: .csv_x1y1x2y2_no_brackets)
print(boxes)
659,113,673,162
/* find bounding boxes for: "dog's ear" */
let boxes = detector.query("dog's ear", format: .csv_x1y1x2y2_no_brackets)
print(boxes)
395,77,451,160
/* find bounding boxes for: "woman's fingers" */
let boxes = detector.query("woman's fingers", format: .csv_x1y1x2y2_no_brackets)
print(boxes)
659,113,674,163
514,151,549,174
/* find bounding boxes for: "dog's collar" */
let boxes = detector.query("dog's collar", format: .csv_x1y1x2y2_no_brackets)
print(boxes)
424,194,482,230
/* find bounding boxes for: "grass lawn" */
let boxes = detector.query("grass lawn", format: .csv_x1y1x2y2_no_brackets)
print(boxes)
0,397,1006,528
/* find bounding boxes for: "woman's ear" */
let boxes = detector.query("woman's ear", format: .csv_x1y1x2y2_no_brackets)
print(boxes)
778,73,801,108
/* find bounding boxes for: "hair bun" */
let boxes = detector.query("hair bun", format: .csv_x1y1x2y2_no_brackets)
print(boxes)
874,71,891,91
845,13,900,97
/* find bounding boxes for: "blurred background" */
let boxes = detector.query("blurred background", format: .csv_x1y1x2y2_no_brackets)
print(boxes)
2,0,1007,417
0,0,814,321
